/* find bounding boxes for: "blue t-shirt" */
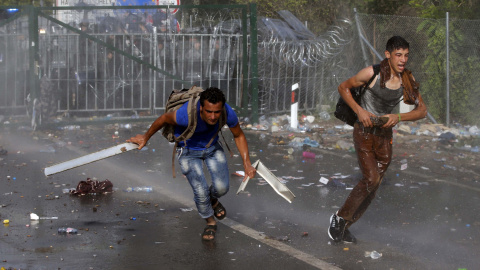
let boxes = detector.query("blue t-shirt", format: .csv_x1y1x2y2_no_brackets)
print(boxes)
174,101,238,150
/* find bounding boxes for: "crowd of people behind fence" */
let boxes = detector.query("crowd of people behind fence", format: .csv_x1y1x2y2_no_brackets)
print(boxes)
68,9,236,85
39,9,240,111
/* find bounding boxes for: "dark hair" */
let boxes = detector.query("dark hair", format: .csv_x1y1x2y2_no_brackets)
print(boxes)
200,87,226,107
386,36,409,52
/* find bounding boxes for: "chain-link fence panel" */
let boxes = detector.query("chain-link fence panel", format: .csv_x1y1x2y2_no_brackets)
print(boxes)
34,5,247,118
2,6,480,126
0,9,30,117
255,18,355,117
351,13,480,126
255,11,480,126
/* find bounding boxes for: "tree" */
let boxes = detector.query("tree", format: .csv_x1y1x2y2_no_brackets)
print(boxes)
351,0,414,16
409,0,480,19
411,0,480,125
216,0,352,35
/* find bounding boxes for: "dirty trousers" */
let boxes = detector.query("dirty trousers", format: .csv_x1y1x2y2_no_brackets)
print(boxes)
338,123,393,228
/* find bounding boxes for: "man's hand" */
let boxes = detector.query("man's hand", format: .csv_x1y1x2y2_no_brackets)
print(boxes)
242,164,256,182
127,134,147,150
380,114,400,128
357,108,375,127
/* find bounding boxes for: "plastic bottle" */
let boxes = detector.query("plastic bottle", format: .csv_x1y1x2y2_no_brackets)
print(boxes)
303,137,320,147
319,111,330,120
443,164,457,171
58,227,78,234
135,186,153,192
125,186,153,192
370,251,382,259
302,151,316,159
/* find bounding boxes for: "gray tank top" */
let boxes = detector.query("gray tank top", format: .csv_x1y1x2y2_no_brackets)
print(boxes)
360,76,404,116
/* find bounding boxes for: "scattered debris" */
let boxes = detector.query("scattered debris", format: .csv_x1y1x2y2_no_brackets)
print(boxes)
30,213,58,220
365,250,382,259
70,178,113,196
58,227,78,234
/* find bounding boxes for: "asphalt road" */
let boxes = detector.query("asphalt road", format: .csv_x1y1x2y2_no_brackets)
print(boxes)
1,121,479,270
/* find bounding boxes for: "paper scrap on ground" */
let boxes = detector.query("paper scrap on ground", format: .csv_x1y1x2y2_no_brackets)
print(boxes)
236,160,296,203
30,213,58,220
332,173,351,179
319,177,329,185
44,142,138,176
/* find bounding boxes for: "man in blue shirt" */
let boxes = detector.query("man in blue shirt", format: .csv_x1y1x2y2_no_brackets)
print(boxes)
129,87,256,241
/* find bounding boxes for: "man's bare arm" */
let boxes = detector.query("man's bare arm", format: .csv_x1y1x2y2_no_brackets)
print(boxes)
127,111,177,149
338,66,377,127
229,123,256,180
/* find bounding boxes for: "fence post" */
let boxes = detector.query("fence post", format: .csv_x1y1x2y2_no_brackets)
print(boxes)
28,5,39,100
446,12,450,127
152,26,157,115
240,5,248,111
291,83,299,129
354,8,369,67
249,3,259,123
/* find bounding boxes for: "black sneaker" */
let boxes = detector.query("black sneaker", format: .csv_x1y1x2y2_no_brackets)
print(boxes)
342,229,357,243
328,213,346,242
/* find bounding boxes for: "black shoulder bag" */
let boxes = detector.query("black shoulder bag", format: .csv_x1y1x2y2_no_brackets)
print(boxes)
334,64,380,126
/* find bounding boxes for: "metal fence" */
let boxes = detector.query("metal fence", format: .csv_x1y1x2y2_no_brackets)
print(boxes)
0,4,249,125
1,6,480,127
256,11,480,126
39,31,243,112
0,11,30,117
255,18,355,116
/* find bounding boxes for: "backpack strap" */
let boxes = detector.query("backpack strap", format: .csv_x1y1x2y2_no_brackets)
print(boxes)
173,93,200,143
373,63,381,76
172,141,178,178
171,94,201,178
359,64,381,95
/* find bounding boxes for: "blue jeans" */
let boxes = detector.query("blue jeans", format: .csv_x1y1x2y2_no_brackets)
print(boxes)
177,142,230,218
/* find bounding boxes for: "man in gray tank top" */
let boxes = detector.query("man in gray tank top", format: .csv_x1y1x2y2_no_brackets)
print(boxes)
328,36,428,243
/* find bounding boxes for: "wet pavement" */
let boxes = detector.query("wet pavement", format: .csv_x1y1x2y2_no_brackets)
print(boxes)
1,119,479,270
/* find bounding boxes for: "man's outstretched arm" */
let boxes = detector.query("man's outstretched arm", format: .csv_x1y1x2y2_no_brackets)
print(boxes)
229,123,256,180
127,111,177,150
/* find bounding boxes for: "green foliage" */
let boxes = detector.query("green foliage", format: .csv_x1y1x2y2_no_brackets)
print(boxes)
409,0,480,19
411,0,480,125
352,0,412,15
416,17,480,125
230,0,351,34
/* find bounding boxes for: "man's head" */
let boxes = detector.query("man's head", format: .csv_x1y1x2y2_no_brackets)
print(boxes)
385,36,409,74
200,87,225,107
80,21,88,31
386,36,409,53
199,87,226,126
159,23,167,32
